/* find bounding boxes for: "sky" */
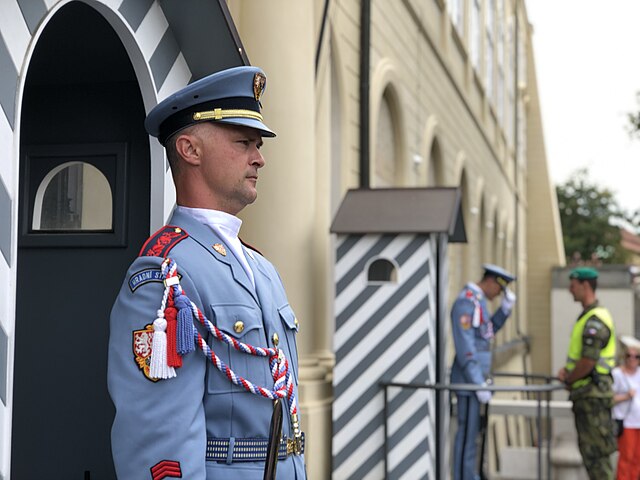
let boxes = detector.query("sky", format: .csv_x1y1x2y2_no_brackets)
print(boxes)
525,1,640,214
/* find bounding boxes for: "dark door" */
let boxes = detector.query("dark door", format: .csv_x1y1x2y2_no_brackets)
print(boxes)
13,3,150,478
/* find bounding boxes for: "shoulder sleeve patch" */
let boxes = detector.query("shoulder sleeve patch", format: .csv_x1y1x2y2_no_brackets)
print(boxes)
139,226,189,257
582,316,611,348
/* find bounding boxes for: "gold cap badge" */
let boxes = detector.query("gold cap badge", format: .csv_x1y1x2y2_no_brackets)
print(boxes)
253,72,266,101
213,243,227,256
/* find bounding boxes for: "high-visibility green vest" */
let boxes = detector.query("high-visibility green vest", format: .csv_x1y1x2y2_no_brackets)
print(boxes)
566,306,616,389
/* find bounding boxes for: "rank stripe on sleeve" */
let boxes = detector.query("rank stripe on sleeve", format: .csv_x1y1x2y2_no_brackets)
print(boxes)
150,460,182,480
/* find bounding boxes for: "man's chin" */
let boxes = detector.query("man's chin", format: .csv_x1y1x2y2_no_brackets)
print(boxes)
244,191,258,205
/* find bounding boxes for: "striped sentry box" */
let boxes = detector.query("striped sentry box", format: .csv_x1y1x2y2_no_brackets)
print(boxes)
332,232,437,480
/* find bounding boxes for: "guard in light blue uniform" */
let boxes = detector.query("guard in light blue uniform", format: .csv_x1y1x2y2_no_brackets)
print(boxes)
450,264,516,480
108,66,306,479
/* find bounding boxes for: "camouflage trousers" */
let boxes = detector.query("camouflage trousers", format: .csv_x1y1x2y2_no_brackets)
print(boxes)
572,396,616,480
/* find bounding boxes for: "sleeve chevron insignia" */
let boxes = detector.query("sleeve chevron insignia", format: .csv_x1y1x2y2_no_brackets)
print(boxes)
150,459,182,480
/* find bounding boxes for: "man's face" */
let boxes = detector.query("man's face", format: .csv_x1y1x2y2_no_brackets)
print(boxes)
568,278,586,302
485,277,503,301
196,123,265,214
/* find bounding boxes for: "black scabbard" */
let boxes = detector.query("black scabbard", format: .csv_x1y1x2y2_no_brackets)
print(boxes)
479,402,489,480
263,399,283,480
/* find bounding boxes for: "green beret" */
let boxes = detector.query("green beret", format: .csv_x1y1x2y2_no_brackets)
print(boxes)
569,267,598,280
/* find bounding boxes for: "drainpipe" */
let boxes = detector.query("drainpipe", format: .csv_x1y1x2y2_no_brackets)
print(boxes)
513,0,536,447
315,0,331,75
513,0,527,348
360,0,371,188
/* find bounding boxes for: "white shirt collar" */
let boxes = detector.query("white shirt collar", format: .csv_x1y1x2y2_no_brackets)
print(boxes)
176,206,242,237
175,205,255,287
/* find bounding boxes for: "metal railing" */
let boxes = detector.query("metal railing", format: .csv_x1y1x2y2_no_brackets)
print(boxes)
380,374,566,479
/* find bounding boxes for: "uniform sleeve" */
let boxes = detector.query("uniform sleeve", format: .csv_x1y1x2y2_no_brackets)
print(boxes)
490,306,510,333
581,315,611,361
107,256,207,480
451,297,485,385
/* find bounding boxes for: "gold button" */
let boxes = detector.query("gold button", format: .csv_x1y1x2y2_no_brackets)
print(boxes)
234,321,244,333
272,333,279,346
174,227,182,233
294,317,299,327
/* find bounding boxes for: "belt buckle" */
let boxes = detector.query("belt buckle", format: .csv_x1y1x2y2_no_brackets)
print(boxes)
292,436,303,455
286,438,295,456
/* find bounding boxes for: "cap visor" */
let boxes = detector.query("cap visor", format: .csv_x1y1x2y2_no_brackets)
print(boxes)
217,118,276,137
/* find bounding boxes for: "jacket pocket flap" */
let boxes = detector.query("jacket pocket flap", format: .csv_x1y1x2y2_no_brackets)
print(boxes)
211,304,262,339
278,304,298,332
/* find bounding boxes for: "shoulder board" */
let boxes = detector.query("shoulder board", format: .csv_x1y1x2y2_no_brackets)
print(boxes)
139,226,189,257
239,237,262,256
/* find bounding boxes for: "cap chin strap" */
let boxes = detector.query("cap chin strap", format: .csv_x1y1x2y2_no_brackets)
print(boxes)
193,108,263,122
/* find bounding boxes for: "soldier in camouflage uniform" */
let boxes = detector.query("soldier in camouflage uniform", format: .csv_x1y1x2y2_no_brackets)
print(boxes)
557,267,617,480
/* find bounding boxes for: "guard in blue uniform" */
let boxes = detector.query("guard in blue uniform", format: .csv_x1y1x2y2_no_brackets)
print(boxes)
107,66,306,479
450,264,516,480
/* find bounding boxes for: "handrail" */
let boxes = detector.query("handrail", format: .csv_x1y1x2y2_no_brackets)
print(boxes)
380,377,566,479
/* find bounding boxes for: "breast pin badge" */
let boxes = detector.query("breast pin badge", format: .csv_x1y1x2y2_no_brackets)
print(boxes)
213,243,227,256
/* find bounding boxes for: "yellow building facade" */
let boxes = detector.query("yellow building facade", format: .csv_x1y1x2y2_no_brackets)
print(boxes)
227,0,564,477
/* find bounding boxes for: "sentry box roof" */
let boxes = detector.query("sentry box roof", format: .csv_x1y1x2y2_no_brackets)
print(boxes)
330,187,466,242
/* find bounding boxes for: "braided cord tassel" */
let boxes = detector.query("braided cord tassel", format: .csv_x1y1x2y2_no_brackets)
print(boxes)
148,277,177,380
155,259,299,417
175,293,195,355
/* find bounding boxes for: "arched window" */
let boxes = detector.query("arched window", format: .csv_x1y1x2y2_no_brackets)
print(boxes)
32,161,112,231
368,258,398,283
427,138,443,187
374,93,397,187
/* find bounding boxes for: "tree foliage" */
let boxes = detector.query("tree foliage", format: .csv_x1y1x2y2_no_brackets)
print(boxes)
556,169,629,264
627,94,640,227
627,92,640,140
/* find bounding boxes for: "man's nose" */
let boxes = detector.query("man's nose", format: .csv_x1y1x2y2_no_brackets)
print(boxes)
251,148,265,168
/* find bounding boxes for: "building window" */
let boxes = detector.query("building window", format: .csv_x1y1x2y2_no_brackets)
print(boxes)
496,0,505,123
517,18,527,165
33,162,113,231
506,17,515,146
485,0,495,102
20,142,127,247
448,0,465,35
368,258,398,283
374,93,397,187
470,0,482,71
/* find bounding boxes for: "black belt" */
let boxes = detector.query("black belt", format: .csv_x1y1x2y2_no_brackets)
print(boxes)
206,434,305,463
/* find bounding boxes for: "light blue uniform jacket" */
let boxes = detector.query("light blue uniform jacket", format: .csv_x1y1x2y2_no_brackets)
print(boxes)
108,209,305,479
449,283,509,394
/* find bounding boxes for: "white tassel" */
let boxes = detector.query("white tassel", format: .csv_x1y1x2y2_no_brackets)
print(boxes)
149,317,176,379
472,305,481,328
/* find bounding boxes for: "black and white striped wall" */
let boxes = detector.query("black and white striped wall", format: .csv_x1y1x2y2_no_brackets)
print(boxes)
332,232,439,480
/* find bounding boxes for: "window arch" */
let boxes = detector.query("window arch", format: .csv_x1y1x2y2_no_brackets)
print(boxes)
367,257,398,284
426,138,444,187
374,92,398,187
32,161,112,231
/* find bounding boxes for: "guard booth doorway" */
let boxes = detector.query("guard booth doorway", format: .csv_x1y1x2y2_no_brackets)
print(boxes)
13,4,149,478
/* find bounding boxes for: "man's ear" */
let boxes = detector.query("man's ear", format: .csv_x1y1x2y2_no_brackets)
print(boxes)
175,132,201,166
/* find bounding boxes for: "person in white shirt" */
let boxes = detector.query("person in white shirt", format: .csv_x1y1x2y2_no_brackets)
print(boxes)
612,336,640,480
